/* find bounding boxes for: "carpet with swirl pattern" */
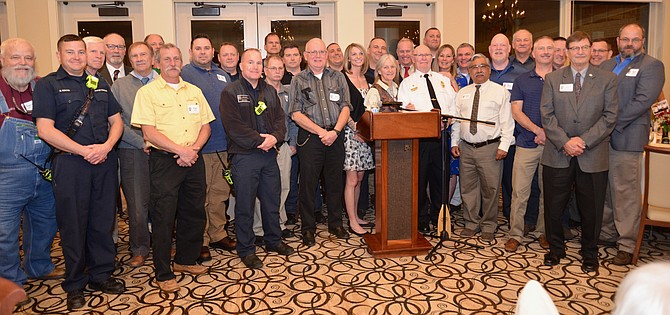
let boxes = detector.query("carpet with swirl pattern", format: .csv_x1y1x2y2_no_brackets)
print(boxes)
15,210,670,315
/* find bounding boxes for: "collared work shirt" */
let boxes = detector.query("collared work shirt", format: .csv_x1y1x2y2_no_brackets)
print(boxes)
397,70,456,115
131,76,214,147
288,67,351,129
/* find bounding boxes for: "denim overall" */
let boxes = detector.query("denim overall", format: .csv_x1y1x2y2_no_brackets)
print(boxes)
0,83,57,286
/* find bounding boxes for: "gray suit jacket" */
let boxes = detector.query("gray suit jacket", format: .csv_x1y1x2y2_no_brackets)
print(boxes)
99,64,133,86
600,53,665,152
540,66,619,173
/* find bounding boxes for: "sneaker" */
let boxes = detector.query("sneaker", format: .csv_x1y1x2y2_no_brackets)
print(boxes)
173,263,207,275
157,279,180,293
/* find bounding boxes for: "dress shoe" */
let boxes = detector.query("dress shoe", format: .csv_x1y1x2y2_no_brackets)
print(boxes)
67,290,85,311
210,236,236,251
197,246,212,263
267,242,295,256
543,252,566,266
241,254,263,269
582,259,599,273
538,234,550,250
157,278,180,293
302,231,316,247
88,277,125,294
255,236,265,246
35,267,65,280
523,224,536,237
359,221,375,228
281,228,294,239
315,212,327,224
173,263,207,275
460,228,478,238
348,227,368,237
612,250,633,266
128,255,146,268
481,232,495,242
504,238,521,252
328,226,350,239
563,226,575,240
286,213,297,225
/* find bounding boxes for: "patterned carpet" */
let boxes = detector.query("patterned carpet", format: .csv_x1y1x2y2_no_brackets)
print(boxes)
15,210,670,315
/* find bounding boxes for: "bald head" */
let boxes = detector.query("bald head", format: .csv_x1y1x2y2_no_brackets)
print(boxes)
413,45,433,73
304,38,327,74
489,33,511,66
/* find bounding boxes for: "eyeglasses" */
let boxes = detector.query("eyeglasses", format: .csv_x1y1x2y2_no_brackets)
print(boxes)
568,45,591,52
265,66,284,72
106,44,126,50
306,50,327,55
469,64,490,70
619,37,642,44
413,54,432,58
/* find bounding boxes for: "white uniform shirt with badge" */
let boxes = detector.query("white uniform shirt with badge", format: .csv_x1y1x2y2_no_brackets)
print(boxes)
451,79,515,152
397,70,457,116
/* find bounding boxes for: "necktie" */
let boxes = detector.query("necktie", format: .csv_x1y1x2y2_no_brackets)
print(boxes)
470,84,481,135
575,72,582,101
141,77,150,85
113,69,120,81
404,66,410,78
423,74,441,110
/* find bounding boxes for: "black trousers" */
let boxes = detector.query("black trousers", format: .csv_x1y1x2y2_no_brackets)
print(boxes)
52,153,117,292
297,128,345,232
543,158,607,260
149,151,206,282
231,151,282,257
418,138,442,228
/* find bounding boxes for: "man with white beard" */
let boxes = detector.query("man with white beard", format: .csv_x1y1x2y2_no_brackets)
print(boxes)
0,37,63,306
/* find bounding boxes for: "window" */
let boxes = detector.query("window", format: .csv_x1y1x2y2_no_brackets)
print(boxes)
374,21,420,59
271,20,321,51
475,0,560,55
78,21,132,44
573,2,649,49
191,20,245,54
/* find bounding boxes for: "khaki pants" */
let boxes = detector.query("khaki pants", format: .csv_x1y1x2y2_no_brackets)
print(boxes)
202,152,231,244
509,146,545,241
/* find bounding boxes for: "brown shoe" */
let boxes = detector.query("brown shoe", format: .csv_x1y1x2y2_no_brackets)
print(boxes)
210,236,236,252
460,228,477,237
504,238,521,252
481,232,495,242
128,255,146,268
612,250,633,266
157,279,180,293
170,247,176,259
198,246,212,263
173,263,208,275
35,267,65,280
538,234,550,249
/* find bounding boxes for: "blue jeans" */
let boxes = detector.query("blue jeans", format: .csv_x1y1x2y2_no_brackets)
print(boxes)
0,117,57,286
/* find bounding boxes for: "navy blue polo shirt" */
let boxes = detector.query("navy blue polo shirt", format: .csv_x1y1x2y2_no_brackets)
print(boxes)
181,61,231,153
510,69,544,148
490,58,526,91
32,66,121,145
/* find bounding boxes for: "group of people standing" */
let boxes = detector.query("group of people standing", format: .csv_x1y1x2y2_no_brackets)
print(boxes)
0,21,664,311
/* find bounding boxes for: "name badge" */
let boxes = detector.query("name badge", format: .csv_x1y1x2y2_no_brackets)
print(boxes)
626,68,639,77
58,89,71,93
237,95,251,103
23,100,33,111
410,86,418,92
502,82,513,90
284,94,289,102
217,74,228,82
559,84,574,92
461,94,471,100
187,104,200,114
329,92,340,102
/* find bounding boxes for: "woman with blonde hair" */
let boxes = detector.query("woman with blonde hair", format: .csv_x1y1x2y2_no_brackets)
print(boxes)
342,43,374,235
434,44,459,92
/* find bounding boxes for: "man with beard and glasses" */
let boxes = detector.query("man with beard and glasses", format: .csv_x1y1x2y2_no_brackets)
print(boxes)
600,23,665,266
0,37,63,307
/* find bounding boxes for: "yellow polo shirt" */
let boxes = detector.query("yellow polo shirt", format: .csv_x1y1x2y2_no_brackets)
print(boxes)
131,75,215,147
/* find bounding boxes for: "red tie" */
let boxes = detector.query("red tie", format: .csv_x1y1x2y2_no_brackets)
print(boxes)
403,66,410,78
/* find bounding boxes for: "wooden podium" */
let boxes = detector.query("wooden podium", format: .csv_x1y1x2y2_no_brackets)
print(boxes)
357,109,441,258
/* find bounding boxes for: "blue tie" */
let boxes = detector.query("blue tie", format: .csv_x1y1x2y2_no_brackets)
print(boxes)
141,77,150,85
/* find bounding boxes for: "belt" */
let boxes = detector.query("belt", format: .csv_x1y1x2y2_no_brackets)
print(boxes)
462,136,501,148
151,148,176,156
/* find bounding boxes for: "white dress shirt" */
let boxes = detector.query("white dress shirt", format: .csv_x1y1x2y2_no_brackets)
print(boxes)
397,70,456,116
106,62,126,79
451,79,515,152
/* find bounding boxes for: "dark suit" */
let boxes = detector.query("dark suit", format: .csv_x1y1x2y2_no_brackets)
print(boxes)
599,53,665,253
99,64,132,86
540,66,618,261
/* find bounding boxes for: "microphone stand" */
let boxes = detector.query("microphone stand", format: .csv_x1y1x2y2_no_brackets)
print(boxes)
426,114,492,260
